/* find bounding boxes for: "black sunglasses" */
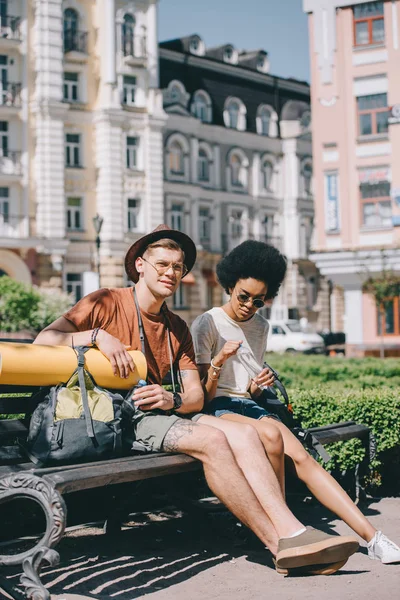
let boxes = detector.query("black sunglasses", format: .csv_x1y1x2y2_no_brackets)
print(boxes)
236,292,266,309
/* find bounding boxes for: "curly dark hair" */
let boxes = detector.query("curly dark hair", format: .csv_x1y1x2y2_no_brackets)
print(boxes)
216,240,287,300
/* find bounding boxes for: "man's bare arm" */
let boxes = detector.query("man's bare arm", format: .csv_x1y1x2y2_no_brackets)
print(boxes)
34,317,135,379
132,369,204,414
178,369,204,413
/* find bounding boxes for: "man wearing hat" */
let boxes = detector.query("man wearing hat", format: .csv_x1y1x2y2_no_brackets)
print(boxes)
34,225,358,574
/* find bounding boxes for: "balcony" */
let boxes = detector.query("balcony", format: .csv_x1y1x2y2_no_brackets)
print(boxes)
0,83,22,109
121,33,147,66
0,212,31,239
0,151,22,177
64,29,88,55
0,15,21,43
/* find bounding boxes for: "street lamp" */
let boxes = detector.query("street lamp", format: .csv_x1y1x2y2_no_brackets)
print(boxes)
92,213,104,288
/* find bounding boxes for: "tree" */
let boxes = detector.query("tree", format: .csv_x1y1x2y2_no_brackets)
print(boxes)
0,276,73,334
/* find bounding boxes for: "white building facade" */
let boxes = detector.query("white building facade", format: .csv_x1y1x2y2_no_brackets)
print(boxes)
0,0,165,299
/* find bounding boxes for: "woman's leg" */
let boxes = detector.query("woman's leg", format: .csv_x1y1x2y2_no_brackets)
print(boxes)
221,412,376,543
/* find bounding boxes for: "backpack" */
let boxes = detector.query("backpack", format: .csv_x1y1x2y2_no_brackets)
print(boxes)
257,362,331,463
25,347,126,466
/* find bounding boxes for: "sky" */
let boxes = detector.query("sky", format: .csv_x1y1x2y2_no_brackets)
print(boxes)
158,0,311,82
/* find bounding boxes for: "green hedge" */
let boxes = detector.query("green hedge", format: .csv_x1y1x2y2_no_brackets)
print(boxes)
266,355,400,491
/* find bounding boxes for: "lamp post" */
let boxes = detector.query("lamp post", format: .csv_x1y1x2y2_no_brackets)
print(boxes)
92,213,104,288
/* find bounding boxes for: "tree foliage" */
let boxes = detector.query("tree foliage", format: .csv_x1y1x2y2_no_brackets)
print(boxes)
0,276,73,333
362,271,400,306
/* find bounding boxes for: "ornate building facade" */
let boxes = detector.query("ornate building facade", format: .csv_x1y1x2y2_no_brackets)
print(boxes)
160,35,329,327
0,0,165,300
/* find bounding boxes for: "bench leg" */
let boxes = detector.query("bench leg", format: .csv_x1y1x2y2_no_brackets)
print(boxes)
0,473,67,600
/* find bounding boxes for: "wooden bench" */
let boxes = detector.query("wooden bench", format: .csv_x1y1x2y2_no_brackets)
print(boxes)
0,384,372,600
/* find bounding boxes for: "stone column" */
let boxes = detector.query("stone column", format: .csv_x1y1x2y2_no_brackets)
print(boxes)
344,285,364,354
282,138,300,260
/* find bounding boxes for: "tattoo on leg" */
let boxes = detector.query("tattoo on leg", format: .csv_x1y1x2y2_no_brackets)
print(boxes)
162,420,198,452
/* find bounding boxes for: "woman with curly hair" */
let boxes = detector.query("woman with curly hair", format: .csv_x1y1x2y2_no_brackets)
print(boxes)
191,240,400,565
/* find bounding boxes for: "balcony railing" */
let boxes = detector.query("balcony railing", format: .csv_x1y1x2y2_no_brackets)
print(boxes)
0,151,22,176
0,212,31,238
64,29,88,54
0,83,21,108
0,15,21,41
122,33,147,59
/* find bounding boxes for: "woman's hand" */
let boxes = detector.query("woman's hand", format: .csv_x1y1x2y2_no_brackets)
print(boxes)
213,340,243,367
252,367,275,389
95,329,135,379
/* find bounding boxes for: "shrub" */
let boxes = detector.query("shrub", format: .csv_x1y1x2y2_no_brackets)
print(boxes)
0,276,73,333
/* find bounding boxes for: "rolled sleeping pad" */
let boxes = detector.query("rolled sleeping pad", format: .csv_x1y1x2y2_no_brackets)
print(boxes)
0,343,147,390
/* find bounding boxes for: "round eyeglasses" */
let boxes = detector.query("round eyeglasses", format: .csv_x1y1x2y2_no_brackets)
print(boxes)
141,257,188,278
236,291,266,309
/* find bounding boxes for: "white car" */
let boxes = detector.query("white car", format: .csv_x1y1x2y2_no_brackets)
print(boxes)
267,320,325,354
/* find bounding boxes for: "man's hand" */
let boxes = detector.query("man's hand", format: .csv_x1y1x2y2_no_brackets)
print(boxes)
213,340,243,367
252,367,275,389
132,384,174,412
95,329,135,379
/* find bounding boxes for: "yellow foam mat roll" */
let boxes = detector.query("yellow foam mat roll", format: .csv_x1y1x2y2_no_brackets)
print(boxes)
0,343,147,390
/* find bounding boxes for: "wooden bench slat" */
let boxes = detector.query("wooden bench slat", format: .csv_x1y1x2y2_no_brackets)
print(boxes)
311,424,369,445
44,453,201,494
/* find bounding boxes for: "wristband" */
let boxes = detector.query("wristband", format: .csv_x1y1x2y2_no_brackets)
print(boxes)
91,327,100,347
210,359,222,371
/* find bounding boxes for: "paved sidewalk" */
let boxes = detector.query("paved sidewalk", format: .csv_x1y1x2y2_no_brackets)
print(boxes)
34,497,400,600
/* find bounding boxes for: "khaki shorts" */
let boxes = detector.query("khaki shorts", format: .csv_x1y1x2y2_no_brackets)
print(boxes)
131,408,202,453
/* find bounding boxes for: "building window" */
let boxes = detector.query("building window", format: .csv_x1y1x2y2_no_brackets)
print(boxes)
230,209,243,239
122,14,135,57
0,120,8,156
199,206,211,244
191,91,212,123
227,101,240,129
262,161,273,191
66,273,83,302
302,162,313,195
361,180,392,228
65,133,81,167
173,284,187,309
198,149,209,182
127,198,140,231
0,186,9,224
258,107,271,136
122,75,137,106
354,2,384,46
261,215,274,243
63,72,79,102
126,136,138,169
66,197,83,231
357,93,389,136
325,172,340,232
169,142,184,175
63,8,86,53
377,297,399,336
170,203,184,231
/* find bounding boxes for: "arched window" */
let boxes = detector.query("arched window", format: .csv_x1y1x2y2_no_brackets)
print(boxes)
302,162,313,195
262,161,273,191
122,14,135,57
198,149,210,182
228,101,240,129
224,98,246,131
191,91,212,123
259,107,271,136
63,8,79,52
230,154,242,185
169,141,184,175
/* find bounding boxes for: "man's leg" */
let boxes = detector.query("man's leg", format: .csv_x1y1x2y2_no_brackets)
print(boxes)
162,418,359,571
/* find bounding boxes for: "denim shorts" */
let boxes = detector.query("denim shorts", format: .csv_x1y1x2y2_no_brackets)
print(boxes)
205,396,279,421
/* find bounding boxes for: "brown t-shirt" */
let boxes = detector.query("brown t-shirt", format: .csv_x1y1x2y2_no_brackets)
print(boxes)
63,288,197,385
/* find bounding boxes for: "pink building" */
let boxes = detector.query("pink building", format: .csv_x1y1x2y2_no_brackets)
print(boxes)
303,0,400,355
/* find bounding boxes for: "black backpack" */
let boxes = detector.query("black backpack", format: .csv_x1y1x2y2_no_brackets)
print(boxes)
25,347,126,466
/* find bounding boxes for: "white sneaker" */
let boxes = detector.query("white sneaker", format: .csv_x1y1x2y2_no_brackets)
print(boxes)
368,531,400,564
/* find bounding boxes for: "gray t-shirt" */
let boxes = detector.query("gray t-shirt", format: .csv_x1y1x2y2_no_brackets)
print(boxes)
191,307,269,399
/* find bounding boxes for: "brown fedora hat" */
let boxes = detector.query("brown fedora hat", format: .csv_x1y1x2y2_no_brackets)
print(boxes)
125,224,197,283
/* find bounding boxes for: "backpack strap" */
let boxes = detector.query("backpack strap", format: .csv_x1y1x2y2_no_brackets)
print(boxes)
263,360,331,464
75,346,95,440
